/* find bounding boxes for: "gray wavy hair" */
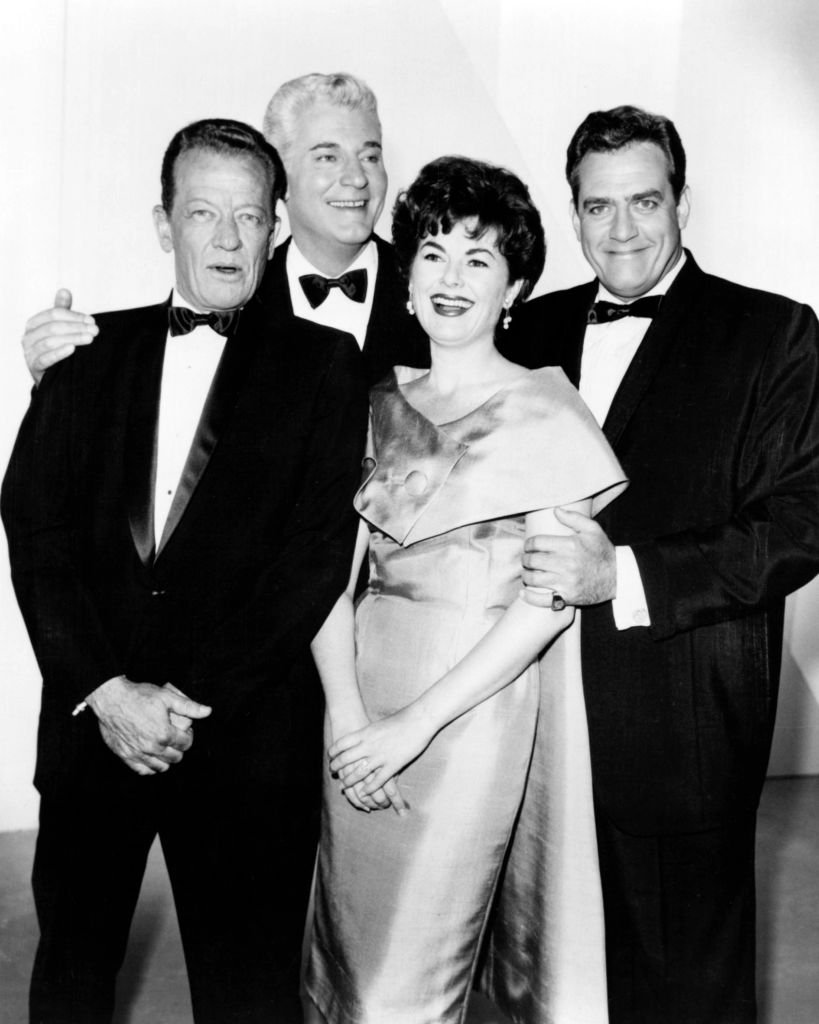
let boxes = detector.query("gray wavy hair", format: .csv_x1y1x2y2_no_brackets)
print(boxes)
262,72,381,162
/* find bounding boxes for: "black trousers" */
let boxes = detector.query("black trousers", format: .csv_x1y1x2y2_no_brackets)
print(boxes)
29,715,320,1024
595,804,758,1024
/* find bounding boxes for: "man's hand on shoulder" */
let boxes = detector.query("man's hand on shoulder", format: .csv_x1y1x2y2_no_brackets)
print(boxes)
85,675,212,776
521,507,617,607
23,289,98,385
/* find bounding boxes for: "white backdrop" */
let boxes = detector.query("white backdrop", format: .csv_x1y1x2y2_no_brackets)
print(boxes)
2,0,818,830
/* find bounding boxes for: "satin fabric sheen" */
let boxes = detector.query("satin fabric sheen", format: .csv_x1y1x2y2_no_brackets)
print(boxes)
480,618,611,1024
306,367,625,1024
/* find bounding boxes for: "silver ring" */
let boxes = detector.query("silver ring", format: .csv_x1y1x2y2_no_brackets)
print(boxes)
551,593,566,612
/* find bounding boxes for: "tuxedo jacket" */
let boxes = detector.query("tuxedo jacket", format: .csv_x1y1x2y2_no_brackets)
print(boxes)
511,254,819,835
2,292,368,796
258,234,429,386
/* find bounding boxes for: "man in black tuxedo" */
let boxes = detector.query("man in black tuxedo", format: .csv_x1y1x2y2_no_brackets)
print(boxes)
22,72,427,388
508,106,819,1023
2,118,366,1024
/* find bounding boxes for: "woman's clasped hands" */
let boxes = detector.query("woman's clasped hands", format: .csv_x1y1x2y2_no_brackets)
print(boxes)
329,704,437,818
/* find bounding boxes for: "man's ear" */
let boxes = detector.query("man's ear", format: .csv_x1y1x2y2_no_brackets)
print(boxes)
153,205,174,253
267,216,281,259
676,185,691,231
570,198,581,243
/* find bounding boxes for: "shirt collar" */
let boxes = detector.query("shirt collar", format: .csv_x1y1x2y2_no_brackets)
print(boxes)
170,288,197,312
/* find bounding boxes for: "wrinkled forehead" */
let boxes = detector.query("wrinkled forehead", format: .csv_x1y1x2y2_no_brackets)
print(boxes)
576,141,673,194
172,146,276,205
291,99,382,148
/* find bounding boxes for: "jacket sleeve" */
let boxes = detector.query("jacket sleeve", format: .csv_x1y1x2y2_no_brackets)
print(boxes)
633,301,819,639
1,358,123,709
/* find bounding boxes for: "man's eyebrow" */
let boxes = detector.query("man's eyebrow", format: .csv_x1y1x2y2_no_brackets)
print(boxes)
308,140,383,152
581,188,665,210
581,194,611,210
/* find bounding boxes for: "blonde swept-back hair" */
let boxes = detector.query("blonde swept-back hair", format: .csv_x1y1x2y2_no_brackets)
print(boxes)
262,72,381,163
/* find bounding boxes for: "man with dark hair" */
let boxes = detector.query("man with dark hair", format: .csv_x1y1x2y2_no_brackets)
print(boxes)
490,105,819,1024
564,103,688,205
2,117,366,1024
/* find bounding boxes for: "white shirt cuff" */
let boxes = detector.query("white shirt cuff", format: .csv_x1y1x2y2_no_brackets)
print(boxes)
612,546,651,630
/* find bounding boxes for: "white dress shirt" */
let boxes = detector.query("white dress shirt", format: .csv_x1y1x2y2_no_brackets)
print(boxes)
579,253,687,629
286,238,378,349
154,291,227,545
72,291,228,713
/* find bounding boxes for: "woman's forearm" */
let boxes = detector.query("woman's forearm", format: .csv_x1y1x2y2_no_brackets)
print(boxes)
409,596,573,738
311,593,368,731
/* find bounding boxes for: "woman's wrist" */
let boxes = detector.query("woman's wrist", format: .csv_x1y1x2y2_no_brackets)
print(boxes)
327,699,369,735
403,697,440,744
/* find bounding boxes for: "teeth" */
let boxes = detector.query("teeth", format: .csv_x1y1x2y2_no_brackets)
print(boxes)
329,200,366,208
434,297,471,309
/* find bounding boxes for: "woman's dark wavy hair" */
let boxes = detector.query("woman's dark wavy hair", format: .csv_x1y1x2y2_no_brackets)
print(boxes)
566,105,686,206
392,156,546,304
160,118,286,214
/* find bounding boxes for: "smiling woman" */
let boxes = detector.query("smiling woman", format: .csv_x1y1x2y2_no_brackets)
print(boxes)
303,155,626,1024
410,224,522,347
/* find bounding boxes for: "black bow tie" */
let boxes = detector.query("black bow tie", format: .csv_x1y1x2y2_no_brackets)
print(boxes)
299,269,368,308
168,307,240,337
587,295,663,325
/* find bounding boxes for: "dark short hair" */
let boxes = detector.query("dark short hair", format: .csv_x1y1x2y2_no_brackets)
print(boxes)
566,105,686,205
160,118,286,214
392,156,546,303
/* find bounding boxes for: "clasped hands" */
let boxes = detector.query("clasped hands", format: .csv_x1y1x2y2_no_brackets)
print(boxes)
521,507,617,608
328,705,436,818
86,676,212,776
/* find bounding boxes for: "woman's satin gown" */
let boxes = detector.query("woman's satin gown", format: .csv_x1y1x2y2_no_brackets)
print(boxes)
306,366,626,1024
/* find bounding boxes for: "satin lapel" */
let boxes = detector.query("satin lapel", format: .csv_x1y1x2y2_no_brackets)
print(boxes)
601,256,701,446
125,304,169,565
258,239,293,315
362,235,390,357
364,235,415,364
560,282,597,387
155,300,264,558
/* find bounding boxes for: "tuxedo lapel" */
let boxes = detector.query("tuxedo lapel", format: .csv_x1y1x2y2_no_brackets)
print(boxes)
558,282,597,387
601,257,701,446
125,304,168,566
155,301,265,558
363,235,429,382
259,239,293,315
362,235,395,356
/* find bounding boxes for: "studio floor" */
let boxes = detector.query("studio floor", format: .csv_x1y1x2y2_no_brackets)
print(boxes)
1,776,817,1023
